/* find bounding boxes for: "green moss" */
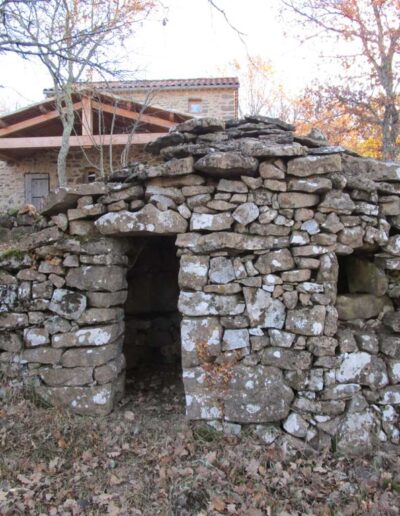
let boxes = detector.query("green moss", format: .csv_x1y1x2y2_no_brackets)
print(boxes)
0,249,26,261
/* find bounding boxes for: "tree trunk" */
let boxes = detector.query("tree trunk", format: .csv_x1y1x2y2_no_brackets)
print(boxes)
382,103,399,161
57,85,75,187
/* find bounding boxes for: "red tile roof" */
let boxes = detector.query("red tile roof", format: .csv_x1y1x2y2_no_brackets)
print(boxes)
80,77,240,91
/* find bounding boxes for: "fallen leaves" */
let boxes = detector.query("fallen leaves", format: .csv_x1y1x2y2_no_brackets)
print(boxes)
0,372,400,515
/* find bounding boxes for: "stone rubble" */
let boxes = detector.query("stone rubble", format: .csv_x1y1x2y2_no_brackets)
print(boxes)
0,115,399,454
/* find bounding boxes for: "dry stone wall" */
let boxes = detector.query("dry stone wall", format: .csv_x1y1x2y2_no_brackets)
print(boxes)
0,116,399,455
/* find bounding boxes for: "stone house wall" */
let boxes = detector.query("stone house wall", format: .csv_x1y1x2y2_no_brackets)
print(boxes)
114,88,238,120
0,116,399,455
0,145,150,213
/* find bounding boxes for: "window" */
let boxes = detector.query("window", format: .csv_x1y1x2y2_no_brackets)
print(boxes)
188,99,203,114
25,174,49,210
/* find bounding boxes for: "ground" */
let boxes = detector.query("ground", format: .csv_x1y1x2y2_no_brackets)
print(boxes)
1,370,400,515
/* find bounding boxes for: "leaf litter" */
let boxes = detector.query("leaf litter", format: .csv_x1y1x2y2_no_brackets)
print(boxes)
0,370,399,515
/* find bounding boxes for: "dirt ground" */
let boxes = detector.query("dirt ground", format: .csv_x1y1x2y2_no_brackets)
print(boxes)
1,369,400,516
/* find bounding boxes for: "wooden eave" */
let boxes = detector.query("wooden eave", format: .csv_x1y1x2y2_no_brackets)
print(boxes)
0,91,190,159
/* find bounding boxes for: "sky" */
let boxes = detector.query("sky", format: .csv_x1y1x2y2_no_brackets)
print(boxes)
0,0,329,113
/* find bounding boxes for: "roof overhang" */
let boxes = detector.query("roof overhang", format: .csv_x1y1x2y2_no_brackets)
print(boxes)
0,91,191,160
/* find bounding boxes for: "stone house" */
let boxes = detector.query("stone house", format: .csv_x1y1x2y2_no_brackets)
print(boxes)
0,116,399,455
0,78,239,213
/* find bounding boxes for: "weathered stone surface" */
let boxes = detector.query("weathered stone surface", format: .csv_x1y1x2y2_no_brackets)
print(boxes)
336,294,392,320
22,347,62,364
176,231,275,253
285,306,326,336
34,374,124,416
66,266,127,292
178,291,245,316
224,365,294,423
336,411,377,455
217,178,248,193
77,308,124,325
23,327,49,347
39,366,93,386
336,352,389,389
94,354,126,384
41,183,108,215
240,139,306,158
243,288,286,329
16,269,46,282
232,202,259,225
319,191,355,214
338,226,364,248
61,341,122,367
87,290,128,308
288,177,332,193
95,206,188,236
255,249,294,274
269,329,296,348
0,313,28,329
222,329,249,351
278,192,319,208
178,255,209,290
99,185,144,205
209,257,235,284
174,117,225,134
261,348,312,370
384,235,400,256
382,312,400,333
308,336,337,356
379,386,400,405
287,154,342,177
67,203,105,221
194,151,258,177
48,289,87,320
52,322,124,348
190,212,233,231
181,317,222,367
283,412,309,438
379,334,400,357
147,157,194,178
0,332,22,352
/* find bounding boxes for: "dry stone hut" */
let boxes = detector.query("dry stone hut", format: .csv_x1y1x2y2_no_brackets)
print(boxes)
0,116,399,455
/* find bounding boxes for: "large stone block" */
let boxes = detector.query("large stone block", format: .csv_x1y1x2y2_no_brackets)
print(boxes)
22,347,62,365
287,154,342,177
0,313,28,329
190,212,233,231
66,266,127,292
243,287,286,329
61,341,122,367
224,365,294,423
34,373,124,416
336,411,377,456
194,151,258,177
285,306,326,336
48,288,87,320
95,206,188,236
178,291,245,316
38,366,93,386
178,255,209,290
278,192,319,208
255,249,294,274
52,322,124,348
261,348,312,370
87,290,128,308
336,352,389,389
181,317,222,367
383,311,400,333
0,332,22,352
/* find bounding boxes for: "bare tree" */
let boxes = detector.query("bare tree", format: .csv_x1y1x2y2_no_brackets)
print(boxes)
282,0,400,160
0,0,159,185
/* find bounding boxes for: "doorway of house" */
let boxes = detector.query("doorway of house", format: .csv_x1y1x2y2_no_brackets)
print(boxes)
122,236,183,400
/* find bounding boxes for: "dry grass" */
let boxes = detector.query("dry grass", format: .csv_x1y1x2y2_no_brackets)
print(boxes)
1,370,400,515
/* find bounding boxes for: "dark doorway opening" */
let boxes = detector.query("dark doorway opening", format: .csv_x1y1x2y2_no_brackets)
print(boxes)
123,237,183,396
